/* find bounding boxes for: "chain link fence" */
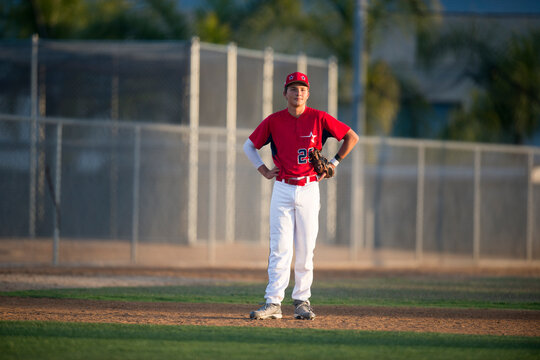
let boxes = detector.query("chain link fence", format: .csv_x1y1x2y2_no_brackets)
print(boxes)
0,38,539,267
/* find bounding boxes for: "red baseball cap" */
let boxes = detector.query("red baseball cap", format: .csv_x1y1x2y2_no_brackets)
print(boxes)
284,72,309,89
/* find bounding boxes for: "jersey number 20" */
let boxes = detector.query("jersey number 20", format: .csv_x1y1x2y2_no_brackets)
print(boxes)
298,148,314,164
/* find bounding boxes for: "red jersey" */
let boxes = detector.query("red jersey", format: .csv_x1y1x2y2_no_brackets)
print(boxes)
249,107,350,179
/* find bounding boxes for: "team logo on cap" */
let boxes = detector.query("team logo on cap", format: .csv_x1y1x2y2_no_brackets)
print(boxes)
285,72,309,87
289,74,306,81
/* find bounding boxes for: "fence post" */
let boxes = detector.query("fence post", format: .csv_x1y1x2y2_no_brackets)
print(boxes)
188,37,200,245
29,34,39,239
416,143,425,262
326,57,339,242
259,47,274,244
350,143,364,261
131,126,141,264
527,150,534,262
52,124,62,265
473,147,482,263
208,133,218,264
225,42,237,244
351,0,367,261
297,53,307,74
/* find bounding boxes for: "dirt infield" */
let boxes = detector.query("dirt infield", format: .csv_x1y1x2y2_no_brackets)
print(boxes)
1,297,539,337
1,266,539,337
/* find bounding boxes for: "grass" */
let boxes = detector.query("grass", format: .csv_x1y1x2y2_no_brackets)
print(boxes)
3,275,540,310
1,321,539,360
1,274,539,359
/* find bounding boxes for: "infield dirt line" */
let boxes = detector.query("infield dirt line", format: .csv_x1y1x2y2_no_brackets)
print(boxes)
1,296,539,337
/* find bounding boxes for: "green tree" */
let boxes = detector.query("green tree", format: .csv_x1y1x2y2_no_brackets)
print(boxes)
1,0,89,38
193,0,440,135
82,0,190,40
2,0,444,137
424,28,540,144
195,11,231,44
194,0,305,48
366,61,400,134
1,0,190,40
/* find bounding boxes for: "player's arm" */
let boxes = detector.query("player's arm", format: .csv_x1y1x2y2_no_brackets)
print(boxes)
243,139,279,179
336,129,359,161
327,129,359,173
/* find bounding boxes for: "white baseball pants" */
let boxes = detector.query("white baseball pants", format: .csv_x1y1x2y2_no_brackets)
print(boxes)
265,180,320,304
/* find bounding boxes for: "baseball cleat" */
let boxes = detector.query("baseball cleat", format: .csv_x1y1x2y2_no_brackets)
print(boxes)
249,303,282,320
293,300,316,320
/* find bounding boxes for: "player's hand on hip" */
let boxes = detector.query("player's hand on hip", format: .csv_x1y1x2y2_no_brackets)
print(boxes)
258,165,280,179
265,167,280,179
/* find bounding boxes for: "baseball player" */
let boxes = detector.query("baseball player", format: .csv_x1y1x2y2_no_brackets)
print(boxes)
243,72,359,320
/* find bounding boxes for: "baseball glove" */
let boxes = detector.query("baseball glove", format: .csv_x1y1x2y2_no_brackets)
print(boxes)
309,149,335,178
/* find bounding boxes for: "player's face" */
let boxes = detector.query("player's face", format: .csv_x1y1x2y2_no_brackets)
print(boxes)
284,84,309,107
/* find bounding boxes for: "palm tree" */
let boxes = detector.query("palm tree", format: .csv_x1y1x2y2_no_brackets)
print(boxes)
420,24,540,145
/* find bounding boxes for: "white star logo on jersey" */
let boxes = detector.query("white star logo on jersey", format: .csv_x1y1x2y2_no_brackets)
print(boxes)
300,132,317,144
